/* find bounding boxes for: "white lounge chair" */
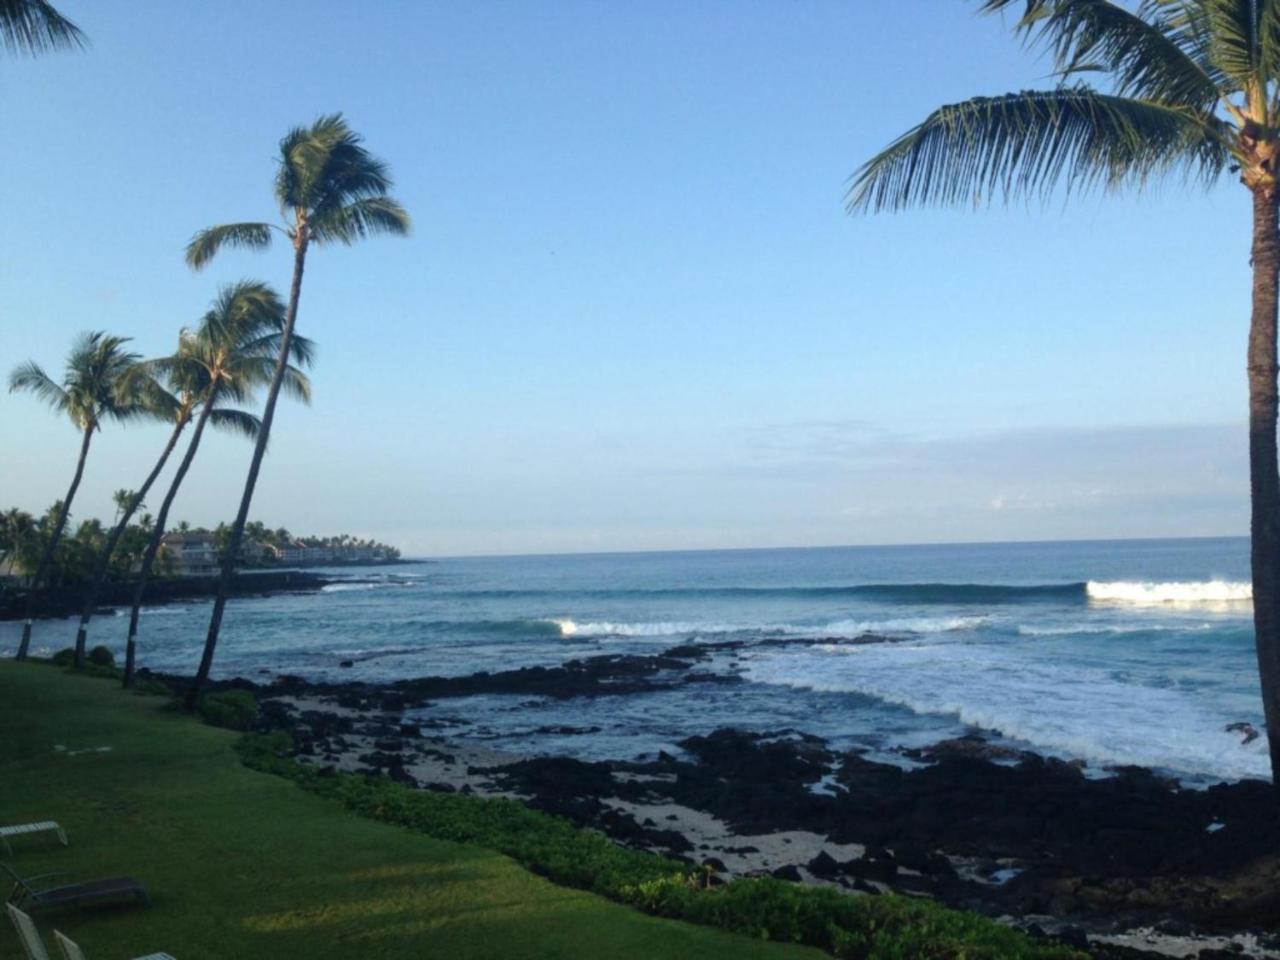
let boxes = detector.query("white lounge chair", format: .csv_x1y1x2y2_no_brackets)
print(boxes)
7,902,51,960
54,930,175,960
0,822,67,856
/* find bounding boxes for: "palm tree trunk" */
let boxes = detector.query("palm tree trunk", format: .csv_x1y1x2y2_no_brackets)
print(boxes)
185,238,308,709
123,401,214,687
72,417,188,669
15,423,94,660
1248,185,1280,787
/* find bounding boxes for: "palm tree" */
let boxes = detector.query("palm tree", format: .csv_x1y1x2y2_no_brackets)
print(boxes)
120,282,313,687
849,0,1280,784
0,508,36,579
182,114,409,707
0,0,82,56
8,332,150,659
68,377,186,668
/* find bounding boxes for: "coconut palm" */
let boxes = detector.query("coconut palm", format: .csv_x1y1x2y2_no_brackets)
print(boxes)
0,508,37,579
119,281,313,687
182,113,409,707
67,376,186,667
62,380,183,670
849,0,1280,783
0,0,82,56
8,332,152,659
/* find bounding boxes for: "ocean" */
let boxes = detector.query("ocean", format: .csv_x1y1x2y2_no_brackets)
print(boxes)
5,536,1269,784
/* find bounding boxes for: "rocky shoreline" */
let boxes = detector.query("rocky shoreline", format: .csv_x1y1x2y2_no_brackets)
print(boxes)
0,570,338,621
162,646,1280,959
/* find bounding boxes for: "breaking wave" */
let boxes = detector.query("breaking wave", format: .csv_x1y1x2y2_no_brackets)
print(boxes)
548,615,988,639
1085,581,1251,606
744,644,1270,781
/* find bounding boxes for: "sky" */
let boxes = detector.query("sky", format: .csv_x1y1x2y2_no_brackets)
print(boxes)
0,1,1256,557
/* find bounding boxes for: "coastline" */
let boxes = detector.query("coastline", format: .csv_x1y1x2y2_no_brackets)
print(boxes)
0,561,430,622
168,662,1279,960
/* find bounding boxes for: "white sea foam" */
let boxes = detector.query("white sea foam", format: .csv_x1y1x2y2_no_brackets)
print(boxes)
549,616,988,640
551,619,712,638
320,582,382,593
1086,580,1252,606
743,642,1270,781
111,606,186,617
1016,622,1214,637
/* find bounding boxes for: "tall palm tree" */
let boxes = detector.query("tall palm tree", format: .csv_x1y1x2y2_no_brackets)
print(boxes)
67,380,185,667
119,282,313,687
67,375,180,669
849,0,1280,784
0,0,82,56
0,508,36,579
182,114,409,707
8,332,150,659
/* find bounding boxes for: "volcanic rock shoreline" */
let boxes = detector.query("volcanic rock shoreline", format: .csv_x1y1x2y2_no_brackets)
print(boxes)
157,643,1280,959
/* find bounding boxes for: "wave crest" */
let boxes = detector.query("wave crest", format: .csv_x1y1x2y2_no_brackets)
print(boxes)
1086,580,1251,606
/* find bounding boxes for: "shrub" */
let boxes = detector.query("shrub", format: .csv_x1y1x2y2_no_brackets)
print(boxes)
198,690,259,731
88,645,115,667
51,648,75,666
132,674,171,697
235,734,1083,960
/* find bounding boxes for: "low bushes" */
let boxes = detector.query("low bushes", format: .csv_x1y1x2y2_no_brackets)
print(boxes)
88,645,115,667
198,689,259,730
236,733,1082,960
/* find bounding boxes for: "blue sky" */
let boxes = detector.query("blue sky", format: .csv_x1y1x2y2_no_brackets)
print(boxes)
0,1,1252,556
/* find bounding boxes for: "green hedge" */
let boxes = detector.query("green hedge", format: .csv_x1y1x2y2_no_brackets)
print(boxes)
199,689,260,730
236,733,1082,960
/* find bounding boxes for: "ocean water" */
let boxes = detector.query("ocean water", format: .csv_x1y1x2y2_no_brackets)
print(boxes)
4,537,1270,784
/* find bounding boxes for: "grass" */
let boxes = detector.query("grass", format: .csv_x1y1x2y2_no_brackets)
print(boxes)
0,660,821,959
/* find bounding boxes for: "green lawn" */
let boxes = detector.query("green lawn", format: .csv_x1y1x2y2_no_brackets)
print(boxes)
0,661,821,959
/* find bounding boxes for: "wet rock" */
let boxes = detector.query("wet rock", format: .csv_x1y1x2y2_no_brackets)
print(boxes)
1225,722,1260,746
906,734,1028,764
892,842,956,879
770,865,802,882
1054,926,1090,952
806,851,841,879
338,659,354,668
842,854,897,884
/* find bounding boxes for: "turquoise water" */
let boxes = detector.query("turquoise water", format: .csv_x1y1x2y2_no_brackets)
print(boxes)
4,536,1268,783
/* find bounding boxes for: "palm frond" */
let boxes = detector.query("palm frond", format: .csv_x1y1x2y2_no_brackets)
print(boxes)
1197,0,1266,90
206,407,262,440
277,114,350,211
240,331,317,367
116,364,183,423
847,86,1229,213
310,196,411,245
995,0,1222,107
8,360,68,410
0,0,83,56
278,364,312,404
185,222,274,270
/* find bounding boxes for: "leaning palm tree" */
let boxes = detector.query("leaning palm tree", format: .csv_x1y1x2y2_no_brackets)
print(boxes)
119,282,313,687
182,114,409,707
67,373,180,669
8,332,151,659
849,0,1280,784
0,0,82,56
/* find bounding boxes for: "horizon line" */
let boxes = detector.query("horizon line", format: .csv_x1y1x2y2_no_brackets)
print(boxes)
410,532,1249,563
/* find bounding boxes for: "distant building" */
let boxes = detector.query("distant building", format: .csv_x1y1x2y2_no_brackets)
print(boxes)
264,540,392,566
159,532,220,576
